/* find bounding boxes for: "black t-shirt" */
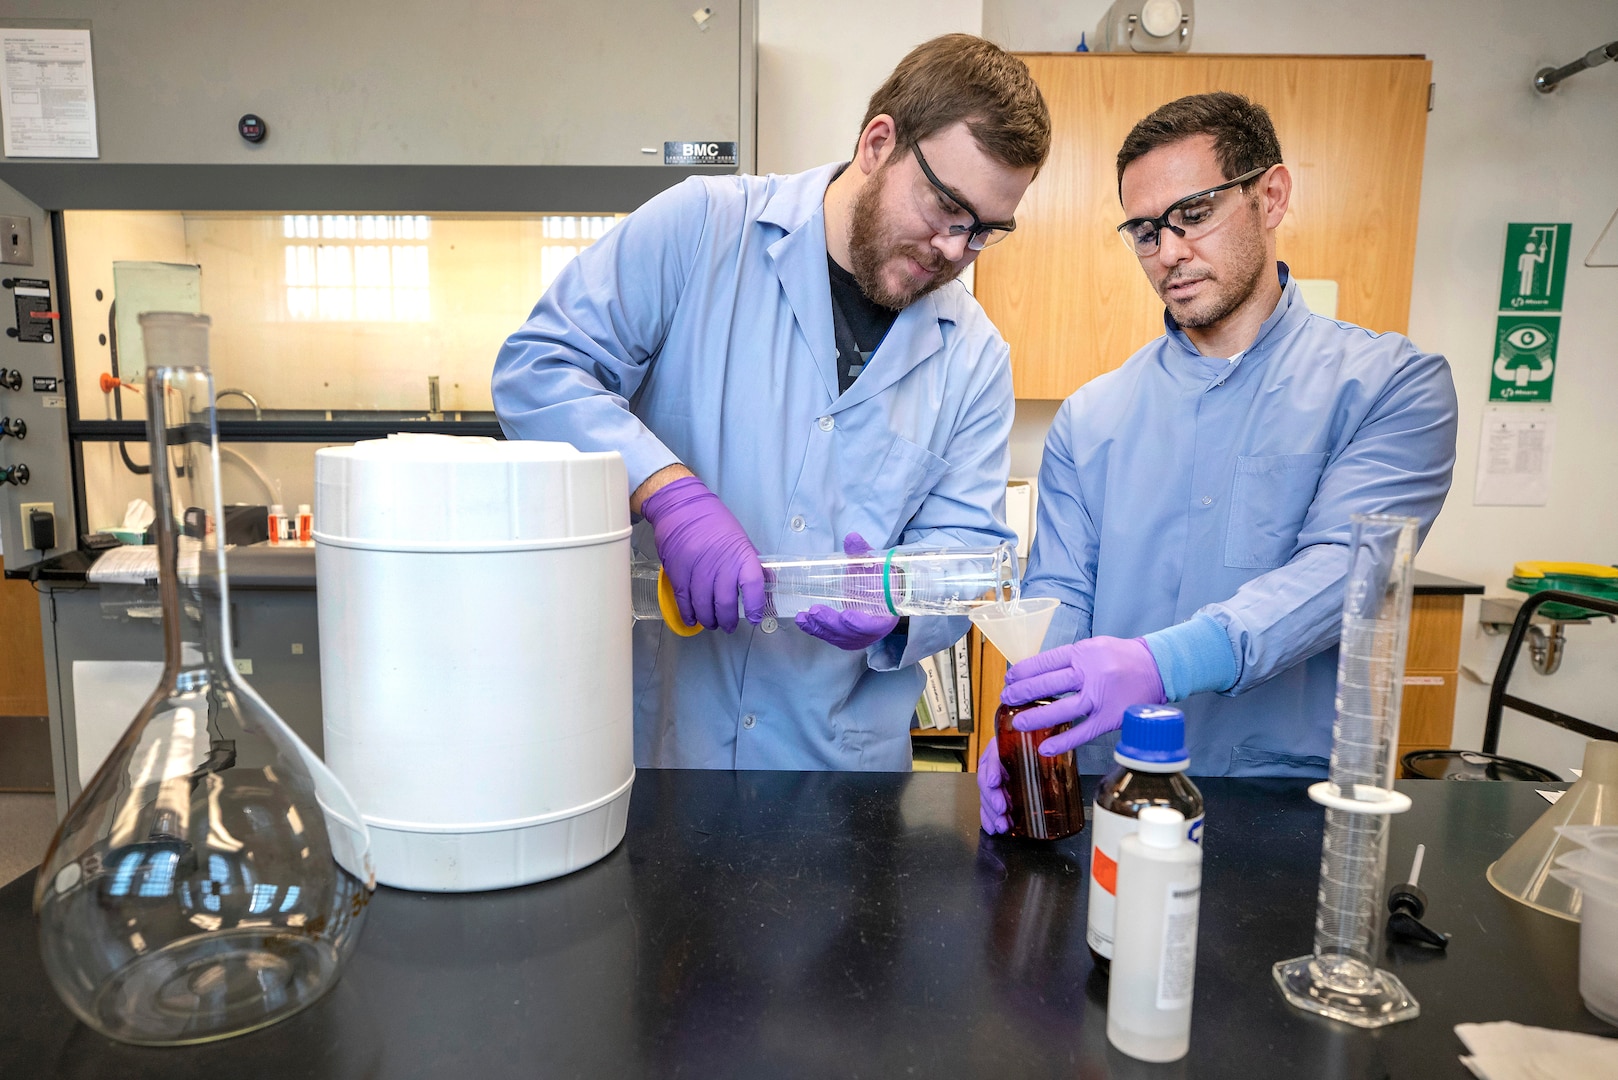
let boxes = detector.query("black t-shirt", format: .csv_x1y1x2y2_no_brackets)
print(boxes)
828,255,898,395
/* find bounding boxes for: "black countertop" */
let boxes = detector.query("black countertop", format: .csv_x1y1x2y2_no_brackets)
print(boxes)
20,544,317,588
0,771,1607,1078
25,551,1485,598
1413,569,1487,596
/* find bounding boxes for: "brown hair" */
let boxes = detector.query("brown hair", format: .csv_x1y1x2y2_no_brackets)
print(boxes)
1115,91,1283,199
860,34,1051,173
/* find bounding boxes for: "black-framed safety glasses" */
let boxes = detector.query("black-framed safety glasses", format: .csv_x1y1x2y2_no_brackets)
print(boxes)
1115,165,1272,256
911,143,1017,251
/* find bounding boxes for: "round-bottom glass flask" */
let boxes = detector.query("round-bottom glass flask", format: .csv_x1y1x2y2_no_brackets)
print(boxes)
34,313,375,1045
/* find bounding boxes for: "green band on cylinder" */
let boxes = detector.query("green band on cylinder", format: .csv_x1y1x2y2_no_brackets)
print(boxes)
882,548,898,617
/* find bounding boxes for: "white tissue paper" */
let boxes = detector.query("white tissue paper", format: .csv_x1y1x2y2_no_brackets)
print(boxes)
1457,1021,1618,1079
123,498,155,531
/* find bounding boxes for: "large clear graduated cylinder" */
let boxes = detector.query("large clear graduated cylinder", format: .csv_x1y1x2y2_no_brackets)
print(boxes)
34,314,374,1045
632,543,1017,629
1274,514,1421,1028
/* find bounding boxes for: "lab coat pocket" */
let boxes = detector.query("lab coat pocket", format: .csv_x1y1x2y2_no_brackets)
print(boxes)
1224,453,1329,570
863,435,950,544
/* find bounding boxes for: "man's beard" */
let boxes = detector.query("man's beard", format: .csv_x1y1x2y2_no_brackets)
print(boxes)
1153,199,1268,330
847,163,963,310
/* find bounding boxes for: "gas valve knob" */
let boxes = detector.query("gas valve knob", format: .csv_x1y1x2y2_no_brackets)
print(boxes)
0,368,21,391
1,417,24,440
0,463,28,486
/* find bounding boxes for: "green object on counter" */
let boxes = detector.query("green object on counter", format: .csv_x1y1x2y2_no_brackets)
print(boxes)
1506,561,1618,620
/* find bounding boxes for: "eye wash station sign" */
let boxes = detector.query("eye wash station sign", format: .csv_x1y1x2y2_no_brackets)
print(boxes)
1490,223,1569,403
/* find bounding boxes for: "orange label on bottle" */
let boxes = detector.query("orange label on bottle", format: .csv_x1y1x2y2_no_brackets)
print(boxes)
1093,845,1118,895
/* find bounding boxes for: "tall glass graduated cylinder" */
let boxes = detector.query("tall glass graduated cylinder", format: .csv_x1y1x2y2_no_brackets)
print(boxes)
1273,513,1421,1028
33,313,375,1046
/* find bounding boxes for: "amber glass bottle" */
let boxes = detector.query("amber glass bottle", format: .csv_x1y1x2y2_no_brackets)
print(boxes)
1087,705,1203,973
995,697,1085,840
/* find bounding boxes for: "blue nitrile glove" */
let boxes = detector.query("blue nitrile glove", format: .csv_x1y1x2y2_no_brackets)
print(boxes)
794,532,900,650
978,736,1010,834
641,475,766,633
1000,637,1167,757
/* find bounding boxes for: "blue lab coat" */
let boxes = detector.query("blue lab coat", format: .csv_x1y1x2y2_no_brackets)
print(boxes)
492,164,1015,770
1023,268,1458,777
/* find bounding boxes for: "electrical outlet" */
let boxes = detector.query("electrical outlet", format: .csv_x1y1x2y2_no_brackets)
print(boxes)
19,501,53,550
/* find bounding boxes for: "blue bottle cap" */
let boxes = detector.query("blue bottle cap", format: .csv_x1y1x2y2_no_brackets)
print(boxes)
1114,704,1189,770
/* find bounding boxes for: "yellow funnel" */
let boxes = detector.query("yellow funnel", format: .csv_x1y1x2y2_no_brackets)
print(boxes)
1487,741,1618,920
970,597,1060,665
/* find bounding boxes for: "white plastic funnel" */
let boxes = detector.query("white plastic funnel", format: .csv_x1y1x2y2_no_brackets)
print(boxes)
970,597,1059,665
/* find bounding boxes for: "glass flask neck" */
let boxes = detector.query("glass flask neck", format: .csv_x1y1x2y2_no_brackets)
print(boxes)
146,360,236,684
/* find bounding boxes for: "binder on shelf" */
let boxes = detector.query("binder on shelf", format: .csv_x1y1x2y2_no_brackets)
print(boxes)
952,636,973,734
934,648,958,727
919,655,951,730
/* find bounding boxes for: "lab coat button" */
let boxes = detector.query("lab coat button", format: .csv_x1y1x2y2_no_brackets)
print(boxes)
742,714,757,729
790,515,806,532
1200,496,1213,506
818,416,835,431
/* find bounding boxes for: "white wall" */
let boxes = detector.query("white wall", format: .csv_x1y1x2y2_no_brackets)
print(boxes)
764,0,1618,776
757,0,983,174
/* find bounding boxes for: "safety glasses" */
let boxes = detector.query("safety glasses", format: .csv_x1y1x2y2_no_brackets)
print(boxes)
1115,165,1271,256
911,143,1017,251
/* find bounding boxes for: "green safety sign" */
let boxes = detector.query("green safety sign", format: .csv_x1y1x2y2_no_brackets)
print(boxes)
1489,314,1559,402
1498,223,1571,311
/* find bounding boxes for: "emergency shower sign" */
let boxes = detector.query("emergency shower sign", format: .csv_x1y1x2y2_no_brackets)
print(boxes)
1498,223,1571,311
1489,315,1559,403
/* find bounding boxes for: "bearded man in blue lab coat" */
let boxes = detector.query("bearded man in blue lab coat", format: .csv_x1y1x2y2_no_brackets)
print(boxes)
493,35,1051,770
980,92,1458,826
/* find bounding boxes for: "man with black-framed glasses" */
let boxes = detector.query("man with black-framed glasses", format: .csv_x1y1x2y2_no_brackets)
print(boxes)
979,92,1457,826
496,35,1051,771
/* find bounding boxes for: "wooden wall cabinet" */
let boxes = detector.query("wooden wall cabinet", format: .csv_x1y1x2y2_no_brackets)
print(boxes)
975,54,1432,399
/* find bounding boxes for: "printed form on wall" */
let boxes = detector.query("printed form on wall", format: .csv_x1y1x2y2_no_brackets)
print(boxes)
1474,405,1555,507
0,26,98,158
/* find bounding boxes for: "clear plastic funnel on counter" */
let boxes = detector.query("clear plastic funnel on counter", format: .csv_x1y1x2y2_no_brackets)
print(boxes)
968,596,1059,664
633,542,1019,635
1487,741,1618,920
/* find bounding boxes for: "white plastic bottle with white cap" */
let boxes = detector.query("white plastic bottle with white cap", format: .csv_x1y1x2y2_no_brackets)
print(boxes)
1106,805,1202,1062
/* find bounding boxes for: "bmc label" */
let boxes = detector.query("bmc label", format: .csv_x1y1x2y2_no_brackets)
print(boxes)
663,141,738,166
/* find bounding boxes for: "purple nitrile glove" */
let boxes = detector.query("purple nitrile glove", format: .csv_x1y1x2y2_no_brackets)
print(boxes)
641,475,766,633
1000,636,1167,757
794,532,900,650
978,736,1010,834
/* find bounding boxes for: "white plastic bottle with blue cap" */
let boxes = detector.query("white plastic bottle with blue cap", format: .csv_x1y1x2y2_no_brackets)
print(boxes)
1088,705,1204,972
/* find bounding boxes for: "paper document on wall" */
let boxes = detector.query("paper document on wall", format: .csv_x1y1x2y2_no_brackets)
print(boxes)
0,27,98,158
1473,405,1554,507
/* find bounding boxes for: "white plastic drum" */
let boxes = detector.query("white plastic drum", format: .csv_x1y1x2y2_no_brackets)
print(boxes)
314,434,632,891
